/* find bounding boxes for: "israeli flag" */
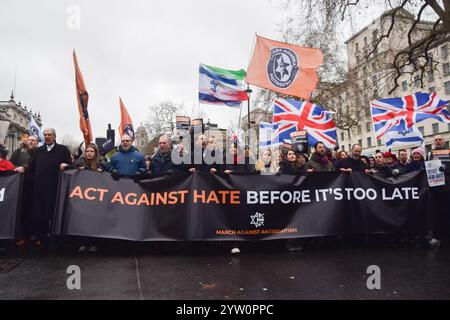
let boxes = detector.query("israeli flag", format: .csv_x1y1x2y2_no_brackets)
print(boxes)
259,122,274,149
29,115,44,147
384,126,424,148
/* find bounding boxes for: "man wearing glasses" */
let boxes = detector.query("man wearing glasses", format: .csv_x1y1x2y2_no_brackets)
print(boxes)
108,134,146,180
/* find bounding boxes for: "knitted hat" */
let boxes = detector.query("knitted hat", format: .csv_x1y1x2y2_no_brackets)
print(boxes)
412,147,425,159
383,151,397,162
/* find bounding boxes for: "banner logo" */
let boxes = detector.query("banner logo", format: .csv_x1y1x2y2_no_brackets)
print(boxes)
124,124,135,140
250,212,265,228
267,48,299,88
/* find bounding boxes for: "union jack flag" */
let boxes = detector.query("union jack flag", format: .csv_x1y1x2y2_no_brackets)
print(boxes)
272,98,337,148
371,92,450,140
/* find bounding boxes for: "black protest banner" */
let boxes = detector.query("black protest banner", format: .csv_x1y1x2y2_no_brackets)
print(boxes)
0,172,22,239
52,170,433,241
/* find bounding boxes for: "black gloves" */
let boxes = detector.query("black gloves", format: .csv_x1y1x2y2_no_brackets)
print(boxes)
111,169,120,181
132,172,142,183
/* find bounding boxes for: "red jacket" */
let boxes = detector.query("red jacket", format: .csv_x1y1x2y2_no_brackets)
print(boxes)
0,159,15,171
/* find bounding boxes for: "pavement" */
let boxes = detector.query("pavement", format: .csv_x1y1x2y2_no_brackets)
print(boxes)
1,239,450,300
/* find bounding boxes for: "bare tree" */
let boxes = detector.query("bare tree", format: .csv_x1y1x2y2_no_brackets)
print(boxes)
281,0,450,93
59,133,80,154
251,1,351,129
145,100,184,140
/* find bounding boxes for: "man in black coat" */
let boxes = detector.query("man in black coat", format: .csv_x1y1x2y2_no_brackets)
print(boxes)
336,144,368,172
13,135,39,245
187,134,221,173
28,128,71,249
150,135,183,175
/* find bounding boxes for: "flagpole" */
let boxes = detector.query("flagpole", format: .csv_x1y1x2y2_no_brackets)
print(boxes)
237,103,243,139
246,85,252,146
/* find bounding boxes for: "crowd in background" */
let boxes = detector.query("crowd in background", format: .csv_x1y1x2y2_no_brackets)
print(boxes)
0,128,449,254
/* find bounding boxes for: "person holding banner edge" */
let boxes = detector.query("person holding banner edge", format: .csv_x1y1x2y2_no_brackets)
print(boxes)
27,128,72,251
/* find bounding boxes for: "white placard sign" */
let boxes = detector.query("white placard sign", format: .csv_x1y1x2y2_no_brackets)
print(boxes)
425,160,446,187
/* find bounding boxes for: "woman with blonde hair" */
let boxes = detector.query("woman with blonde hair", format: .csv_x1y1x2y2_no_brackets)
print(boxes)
255,148,278,175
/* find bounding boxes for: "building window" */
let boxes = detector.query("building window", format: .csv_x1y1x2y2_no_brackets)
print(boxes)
367,137,372,147
402,81,407,91
363,66,367,75
341,132,345,141
445,81,450,95
443,63,450,76
341,145,345,151
364,36,368,46
441,45,448,59
372,62,377,72
366,122,371,132
348,131,351,140
429,86,435,93
432,123,439,135
358,139,363,147
418,126,425,136
372,75,377,86
428,70,435,82
373,89,378,98
357,125,362,134
414,75,421,88
355,42,359,52
377,139,382,147
348,144,351,151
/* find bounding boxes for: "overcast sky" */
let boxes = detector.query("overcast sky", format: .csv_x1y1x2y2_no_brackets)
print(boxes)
1,0,420,143
0,0,290,141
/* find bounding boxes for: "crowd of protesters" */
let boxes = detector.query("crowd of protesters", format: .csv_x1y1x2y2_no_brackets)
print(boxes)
0,128,449,254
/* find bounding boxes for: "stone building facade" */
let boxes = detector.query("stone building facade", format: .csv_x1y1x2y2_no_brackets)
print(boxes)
0,92,42,153
331,8,450,155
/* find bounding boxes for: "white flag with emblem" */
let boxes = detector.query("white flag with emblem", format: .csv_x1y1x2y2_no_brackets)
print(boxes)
29,115,44,146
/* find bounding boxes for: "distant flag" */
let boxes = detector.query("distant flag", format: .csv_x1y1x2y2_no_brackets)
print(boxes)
259,122,274,149
199,63,248,107
246,35,323,100
29,115,44,147
119,97,135,140
227,127,244,147
272,98,337,148
73,50,93,146
371,92,450,139
100,138,115,156
384,126,424,148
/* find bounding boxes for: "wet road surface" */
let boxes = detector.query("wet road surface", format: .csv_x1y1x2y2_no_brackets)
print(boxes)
1,240,450,300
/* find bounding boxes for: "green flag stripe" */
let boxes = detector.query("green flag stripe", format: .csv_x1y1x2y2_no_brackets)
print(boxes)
204,64,246,80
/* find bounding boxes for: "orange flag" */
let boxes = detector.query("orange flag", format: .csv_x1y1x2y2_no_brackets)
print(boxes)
118,97,135,140
246,35,323,100
73,50,93,146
